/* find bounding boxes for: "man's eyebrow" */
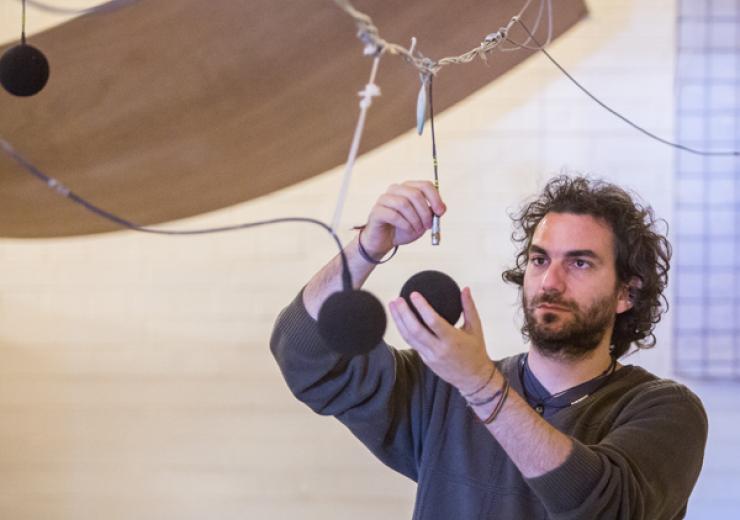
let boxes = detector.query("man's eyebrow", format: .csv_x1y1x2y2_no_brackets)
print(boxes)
528,245,603,261
565,249,600,259
528,245,548,255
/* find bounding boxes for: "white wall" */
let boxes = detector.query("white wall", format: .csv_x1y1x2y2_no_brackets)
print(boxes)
2,1,732,519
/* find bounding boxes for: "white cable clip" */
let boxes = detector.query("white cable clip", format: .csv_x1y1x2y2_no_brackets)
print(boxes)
47,178,70,196
358,83,381,109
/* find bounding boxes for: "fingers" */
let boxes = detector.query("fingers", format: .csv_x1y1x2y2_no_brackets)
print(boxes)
364,180,448,250
370,205,415,235
387,183,444,230
390,291,454,347
389,296,439,354
378,181,447,230
461,287,482,335
400,181,447,217
379,193,425,234
408,292,453,340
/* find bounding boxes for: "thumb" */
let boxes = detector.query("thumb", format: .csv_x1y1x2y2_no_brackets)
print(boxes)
461,287,482,334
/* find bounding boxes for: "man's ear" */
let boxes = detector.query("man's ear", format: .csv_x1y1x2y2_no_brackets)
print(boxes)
616,276,642,314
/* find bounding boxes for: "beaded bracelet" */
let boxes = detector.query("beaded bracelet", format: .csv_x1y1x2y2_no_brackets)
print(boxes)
482,379,510,425
354,225,399,265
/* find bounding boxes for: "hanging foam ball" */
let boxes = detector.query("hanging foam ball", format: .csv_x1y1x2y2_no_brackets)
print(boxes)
0,43,50,97
318,289,387,357
400,270,462,329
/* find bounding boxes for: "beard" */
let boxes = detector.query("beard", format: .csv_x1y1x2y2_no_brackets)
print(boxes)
522,289,617,359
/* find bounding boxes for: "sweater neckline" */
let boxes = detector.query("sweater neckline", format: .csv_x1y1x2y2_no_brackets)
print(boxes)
512,353,634,419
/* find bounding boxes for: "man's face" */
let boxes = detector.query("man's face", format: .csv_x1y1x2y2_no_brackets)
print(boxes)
522,212,632,359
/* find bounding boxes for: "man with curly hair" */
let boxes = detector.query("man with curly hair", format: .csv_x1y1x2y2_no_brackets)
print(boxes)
271,175,708,519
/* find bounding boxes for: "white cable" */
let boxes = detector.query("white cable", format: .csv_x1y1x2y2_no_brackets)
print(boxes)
330,54,382,232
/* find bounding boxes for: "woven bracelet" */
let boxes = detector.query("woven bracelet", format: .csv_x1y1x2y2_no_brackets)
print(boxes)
466,387,503,407
354,225,399,265
462,362,497,398
483,379,511,425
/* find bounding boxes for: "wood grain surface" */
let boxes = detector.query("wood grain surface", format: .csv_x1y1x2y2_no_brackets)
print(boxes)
0,0,586,237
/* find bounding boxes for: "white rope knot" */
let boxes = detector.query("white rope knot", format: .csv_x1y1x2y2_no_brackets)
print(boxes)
358,30,383,56
358,83,381,109
418,57,438,76
484,28,506,44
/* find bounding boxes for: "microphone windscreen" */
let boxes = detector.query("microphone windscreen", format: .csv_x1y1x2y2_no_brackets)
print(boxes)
318,289,386,357
400,270,462,328
0,44,50,97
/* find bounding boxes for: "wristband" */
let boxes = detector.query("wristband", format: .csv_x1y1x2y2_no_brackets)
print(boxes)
354,225,399,265
482,379,511,425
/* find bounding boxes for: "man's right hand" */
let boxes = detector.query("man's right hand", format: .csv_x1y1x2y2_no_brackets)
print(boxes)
360,181,447,260
302,180,446,318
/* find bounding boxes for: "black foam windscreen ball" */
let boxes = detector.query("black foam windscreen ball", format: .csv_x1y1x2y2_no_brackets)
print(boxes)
0,44,50,97
318,289,387,357
400,270,462,329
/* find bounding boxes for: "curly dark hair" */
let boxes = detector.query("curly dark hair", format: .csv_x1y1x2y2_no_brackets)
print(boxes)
502,175,672,358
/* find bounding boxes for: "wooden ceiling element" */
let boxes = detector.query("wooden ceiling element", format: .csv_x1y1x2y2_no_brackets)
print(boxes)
0,0,587,238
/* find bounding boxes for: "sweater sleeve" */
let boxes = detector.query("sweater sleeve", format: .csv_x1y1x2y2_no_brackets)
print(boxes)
269,290,433,481
525,381,708,519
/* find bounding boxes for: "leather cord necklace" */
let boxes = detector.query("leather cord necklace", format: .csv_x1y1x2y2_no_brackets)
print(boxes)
519,353,618,416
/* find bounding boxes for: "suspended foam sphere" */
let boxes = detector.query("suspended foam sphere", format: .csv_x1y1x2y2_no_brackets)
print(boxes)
0,44,50,97
318,289,387,357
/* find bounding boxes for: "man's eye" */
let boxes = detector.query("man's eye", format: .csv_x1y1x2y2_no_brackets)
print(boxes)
530,256,547,266
573,259,591,269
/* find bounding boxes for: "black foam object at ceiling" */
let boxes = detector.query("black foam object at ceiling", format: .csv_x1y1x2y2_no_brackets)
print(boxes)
318,289,387,357
0,43,49,97
400,270,462,329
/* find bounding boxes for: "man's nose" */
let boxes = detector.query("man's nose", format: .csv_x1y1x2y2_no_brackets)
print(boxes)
540,262,566,293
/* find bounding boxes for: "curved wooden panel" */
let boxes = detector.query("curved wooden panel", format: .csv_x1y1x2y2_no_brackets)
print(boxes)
0,0,586,237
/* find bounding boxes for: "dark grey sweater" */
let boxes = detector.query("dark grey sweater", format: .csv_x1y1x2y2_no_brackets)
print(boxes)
270,292,708,519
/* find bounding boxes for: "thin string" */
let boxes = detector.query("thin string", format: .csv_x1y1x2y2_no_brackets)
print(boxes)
331,54,382,232
21,0,26,44
333,0,531,75
336,1,738,157
501,0,553,52
513,18,740,157
0,138,354,290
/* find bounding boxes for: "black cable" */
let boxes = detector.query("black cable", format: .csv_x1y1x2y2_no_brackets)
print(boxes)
512,18,739,157
21,0,26,44
0,138,353,291
428,74,439,184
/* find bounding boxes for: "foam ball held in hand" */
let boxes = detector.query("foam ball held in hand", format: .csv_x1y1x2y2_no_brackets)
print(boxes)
400,270,462,329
